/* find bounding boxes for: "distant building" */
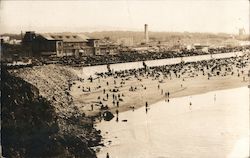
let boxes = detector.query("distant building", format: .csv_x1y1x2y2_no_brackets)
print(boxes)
0,36,10,43
131,46,149,53
22,31,36,44
87,39,101,55
32,34,63,57
100,44,119,55
193,44,209,52
186,45,193,50
222,39,239,47
98,40,120,55
1,36,21,45
239,28,245,36
22,31,36,56
117,38,134,46
22,32,101,57
239,41,250,46
9,39,22,45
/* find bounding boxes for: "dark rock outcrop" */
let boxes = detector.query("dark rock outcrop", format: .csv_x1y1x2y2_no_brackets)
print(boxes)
102,111,114,121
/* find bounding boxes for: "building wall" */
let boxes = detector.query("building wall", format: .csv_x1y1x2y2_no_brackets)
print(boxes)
32,39,58,56
87,39,100,47
56,41,63,57
79,48,94,56
98,46,119,55
62,42,91,56
94,48,101,55
22,32,107,57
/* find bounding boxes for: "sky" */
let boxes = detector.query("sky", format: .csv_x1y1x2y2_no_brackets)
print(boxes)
0,0,249,34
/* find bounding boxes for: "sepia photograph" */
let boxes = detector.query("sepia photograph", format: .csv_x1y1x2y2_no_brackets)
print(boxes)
0,0,249,157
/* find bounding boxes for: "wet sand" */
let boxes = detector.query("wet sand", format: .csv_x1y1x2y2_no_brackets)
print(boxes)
96,87,249,158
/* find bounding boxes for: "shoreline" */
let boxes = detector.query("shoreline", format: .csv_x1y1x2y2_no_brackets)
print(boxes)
110,81,248,115
95,86,249,158
72,74,249,117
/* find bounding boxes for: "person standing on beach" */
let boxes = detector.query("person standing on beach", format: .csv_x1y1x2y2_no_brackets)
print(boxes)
107,64,111,73
115,109,119,122
91,104,93,111
189,102,192,110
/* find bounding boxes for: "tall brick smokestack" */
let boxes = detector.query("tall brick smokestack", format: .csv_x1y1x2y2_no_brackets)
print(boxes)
144,24,149,44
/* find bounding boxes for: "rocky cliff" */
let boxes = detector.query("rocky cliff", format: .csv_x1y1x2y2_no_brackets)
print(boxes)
1,66,100,158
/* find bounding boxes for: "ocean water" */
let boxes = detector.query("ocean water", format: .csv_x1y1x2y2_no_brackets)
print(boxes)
96,87,249,158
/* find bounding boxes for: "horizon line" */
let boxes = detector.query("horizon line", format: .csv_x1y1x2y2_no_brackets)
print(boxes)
1,30,247,36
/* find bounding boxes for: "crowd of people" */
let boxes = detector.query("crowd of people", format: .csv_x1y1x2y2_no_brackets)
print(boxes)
70,53,249,122
5,45,248,69
83,45,249,66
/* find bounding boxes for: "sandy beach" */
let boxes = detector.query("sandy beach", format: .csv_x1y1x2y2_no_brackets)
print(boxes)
70,55,250,117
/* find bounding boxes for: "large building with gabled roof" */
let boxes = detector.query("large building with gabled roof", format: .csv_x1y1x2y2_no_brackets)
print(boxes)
23,32,101,57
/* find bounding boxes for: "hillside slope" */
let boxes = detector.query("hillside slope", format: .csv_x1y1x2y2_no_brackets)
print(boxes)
1,67,100,157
